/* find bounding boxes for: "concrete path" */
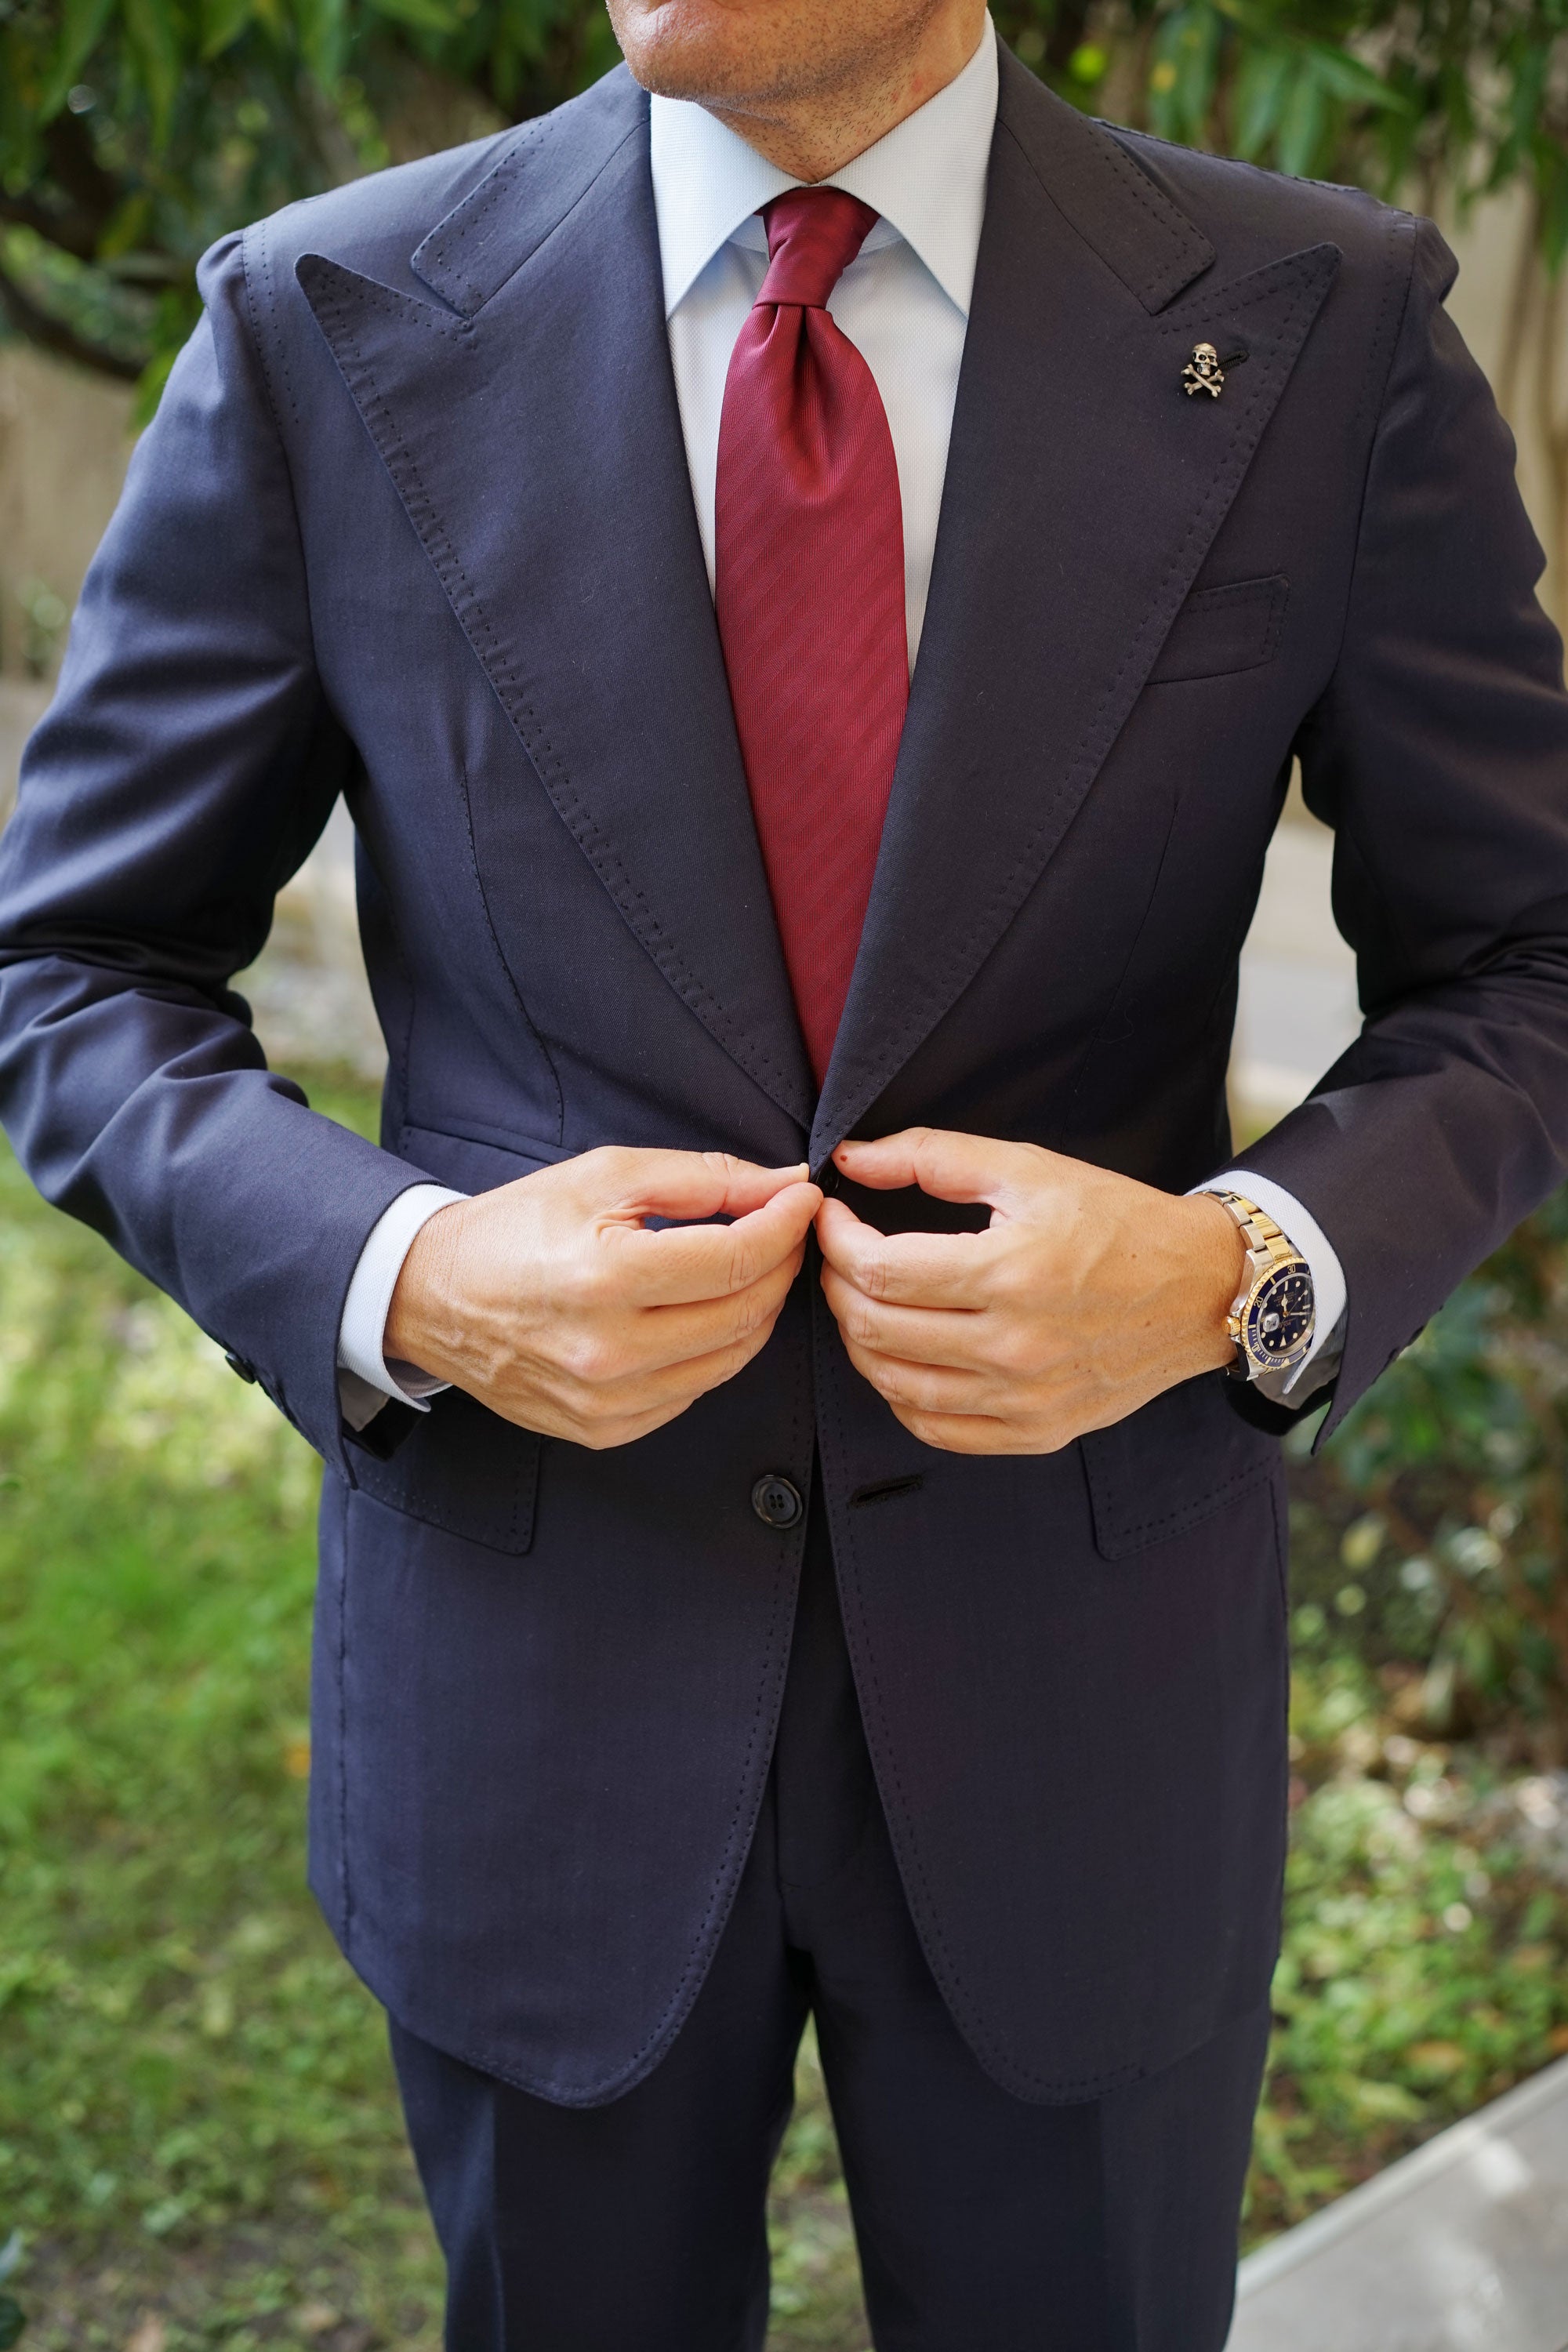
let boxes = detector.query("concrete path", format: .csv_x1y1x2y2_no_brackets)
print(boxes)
1231,2056,1568,2352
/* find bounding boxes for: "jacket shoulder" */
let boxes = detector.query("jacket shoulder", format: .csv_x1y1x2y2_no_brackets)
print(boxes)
213,64,644,303
1107,124,1418,282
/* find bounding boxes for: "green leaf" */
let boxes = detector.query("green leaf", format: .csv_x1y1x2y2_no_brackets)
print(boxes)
123,0,187,148
1304,44,1407,113
0,2293,22,2350
1506,38,1548,149
365,0,461,34
292,0,348,84
1541,152,1568,277
500,0,574,43
1373,80,1425,200
1276,61,1327,179
200,0,256,60
1148,5,1221,146
1175,5,1222,143
1232,47,1293,162
96,191,154,261
36,0,115,122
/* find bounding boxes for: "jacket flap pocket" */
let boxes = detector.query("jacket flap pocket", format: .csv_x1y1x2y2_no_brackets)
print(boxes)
350,1385,541,1555
1148,574,1288,684
1080,1370,1277,1559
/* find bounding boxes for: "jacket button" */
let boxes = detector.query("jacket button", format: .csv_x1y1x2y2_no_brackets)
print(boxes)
223,1352,257,1383
751,1473,804,1530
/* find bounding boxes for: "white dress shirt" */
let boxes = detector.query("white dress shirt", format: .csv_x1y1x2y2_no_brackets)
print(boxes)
337,16,1345,1423
654,18,996,660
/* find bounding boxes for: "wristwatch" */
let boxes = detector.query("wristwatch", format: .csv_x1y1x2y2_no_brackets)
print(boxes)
1208,1190,1316,1381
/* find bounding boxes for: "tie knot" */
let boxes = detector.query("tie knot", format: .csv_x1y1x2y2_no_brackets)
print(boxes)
757,187,878,311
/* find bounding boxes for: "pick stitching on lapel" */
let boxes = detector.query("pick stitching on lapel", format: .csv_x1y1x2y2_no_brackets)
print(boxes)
296,71,818,1134
296,54,1338,1160
809,63,1341,1163
988,57,1216,311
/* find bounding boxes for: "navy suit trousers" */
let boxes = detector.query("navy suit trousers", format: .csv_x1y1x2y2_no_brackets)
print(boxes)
388,1480,1269,2352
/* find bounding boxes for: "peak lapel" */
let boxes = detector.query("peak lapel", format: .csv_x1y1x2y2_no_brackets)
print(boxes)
298,72,816,1132
811,60,1339,1161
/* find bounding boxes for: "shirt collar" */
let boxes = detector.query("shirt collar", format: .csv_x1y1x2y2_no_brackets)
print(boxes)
648,14,998,320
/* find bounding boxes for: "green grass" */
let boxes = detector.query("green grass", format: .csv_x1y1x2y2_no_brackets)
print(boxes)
0,1069,864,2351
1254,1652,1568,2234
0,1073,445,2350
2,1070,1566,2345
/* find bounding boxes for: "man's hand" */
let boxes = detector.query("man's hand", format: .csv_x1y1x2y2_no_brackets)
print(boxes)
385,1149,822,1448
816,1129,1246,1455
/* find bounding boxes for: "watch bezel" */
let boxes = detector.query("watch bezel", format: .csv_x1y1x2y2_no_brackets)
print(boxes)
1236,1258,1316,1375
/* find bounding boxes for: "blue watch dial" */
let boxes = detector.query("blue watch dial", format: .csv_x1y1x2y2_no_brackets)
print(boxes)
1243,1264,1314,1367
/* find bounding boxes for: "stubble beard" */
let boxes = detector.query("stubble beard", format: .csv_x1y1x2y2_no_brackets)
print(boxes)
606,0,948,144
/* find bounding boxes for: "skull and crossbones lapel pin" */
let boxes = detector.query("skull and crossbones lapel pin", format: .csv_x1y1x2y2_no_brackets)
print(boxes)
1182,342,1225,398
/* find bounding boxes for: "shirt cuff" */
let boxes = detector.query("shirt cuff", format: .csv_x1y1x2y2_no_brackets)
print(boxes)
336,1184,467,1428
1193,1169,1348,1407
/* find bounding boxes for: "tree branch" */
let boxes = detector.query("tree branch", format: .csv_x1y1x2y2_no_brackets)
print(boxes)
42,111,125,249
0,263,143,383
1044,0,1095,75
0,116,125,262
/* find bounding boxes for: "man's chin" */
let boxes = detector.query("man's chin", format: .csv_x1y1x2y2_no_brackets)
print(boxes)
618,45,800,107
609,0,837,106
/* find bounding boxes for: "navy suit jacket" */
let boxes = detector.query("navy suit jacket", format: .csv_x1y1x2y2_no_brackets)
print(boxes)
5,49,1568,2107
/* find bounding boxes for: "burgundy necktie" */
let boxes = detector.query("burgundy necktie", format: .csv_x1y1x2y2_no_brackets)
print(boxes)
716,189,909,1086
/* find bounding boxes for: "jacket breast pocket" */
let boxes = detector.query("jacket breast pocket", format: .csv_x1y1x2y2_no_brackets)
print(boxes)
1079,1370,1278,1560
350,1385,541,1556
1147,575,1288,684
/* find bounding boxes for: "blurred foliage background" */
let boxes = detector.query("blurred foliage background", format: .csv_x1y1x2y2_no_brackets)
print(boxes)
5,0,1568,412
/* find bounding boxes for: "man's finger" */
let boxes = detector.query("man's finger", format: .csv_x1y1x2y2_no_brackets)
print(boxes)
575,1145,816,1228
840,1337,990,1416
890,1407,1036,1457
608,1180,821,1305
590,1251,804,1378
819,1262,997,1368
831,1127,1047,1208
815,1196,992,1307
557,1322,783,1427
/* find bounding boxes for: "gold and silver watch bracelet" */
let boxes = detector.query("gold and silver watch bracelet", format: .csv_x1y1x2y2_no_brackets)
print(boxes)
1208,1188,1310,1380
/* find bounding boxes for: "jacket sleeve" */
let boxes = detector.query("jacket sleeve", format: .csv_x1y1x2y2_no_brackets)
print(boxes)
1238,215,1568,1438
0,229,436,1474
